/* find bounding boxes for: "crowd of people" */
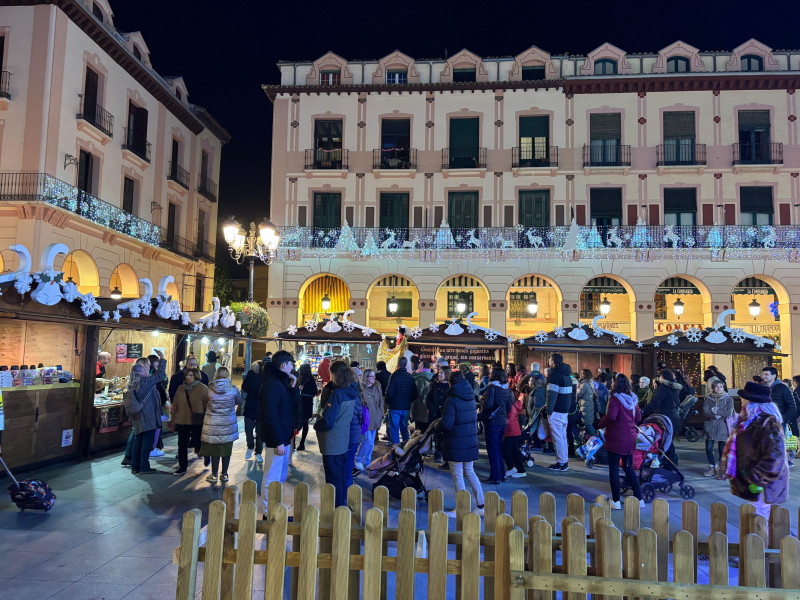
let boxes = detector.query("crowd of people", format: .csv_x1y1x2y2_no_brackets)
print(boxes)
119,348,796,520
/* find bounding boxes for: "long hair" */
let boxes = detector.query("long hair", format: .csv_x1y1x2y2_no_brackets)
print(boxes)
298,363,313,384
744,400,783,423
580,369,593,382
361,368,376,387
438,366,452,383
490,367,508,385
334,364,359,389
126,363,148,392
611,373,633,396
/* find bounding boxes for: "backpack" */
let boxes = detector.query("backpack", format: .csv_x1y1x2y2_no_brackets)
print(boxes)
361,403,370,435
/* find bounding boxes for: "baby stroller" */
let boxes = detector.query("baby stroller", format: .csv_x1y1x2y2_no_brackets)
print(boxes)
368,420,438,502
519,419,538,469
678,395,701,442
621,414,695,503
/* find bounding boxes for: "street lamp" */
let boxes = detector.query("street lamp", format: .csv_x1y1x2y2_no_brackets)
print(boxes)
455,293,467,315
749,297,761,320
527,293,538,316
600,296,611,316
110,286,122,300
673,297,685,319
388,296,398,315
321,293,331,313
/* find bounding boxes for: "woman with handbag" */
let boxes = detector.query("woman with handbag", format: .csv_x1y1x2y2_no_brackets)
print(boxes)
480,367,512,484
169,367,209,476
123,350,166,475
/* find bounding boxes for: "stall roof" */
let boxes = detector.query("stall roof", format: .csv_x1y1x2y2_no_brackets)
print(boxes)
521,326,643,355
275,326,384,344
408,328,510,349
640,332,786,356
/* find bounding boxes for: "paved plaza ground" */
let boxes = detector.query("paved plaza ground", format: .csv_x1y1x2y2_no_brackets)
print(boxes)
0,421,798,599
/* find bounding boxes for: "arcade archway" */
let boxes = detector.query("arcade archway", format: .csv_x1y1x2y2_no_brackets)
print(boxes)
366,274,419,335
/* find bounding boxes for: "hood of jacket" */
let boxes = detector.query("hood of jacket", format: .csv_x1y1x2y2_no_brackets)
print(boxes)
661,379,683,391
615,392,638,411
209,378,235,395
338,382,360,401
415,370,434,382
451,379,475,402
490,381,509,389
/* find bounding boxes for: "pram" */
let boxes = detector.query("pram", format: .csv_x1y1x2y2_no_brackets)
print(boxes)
368,419,438,502
620,414,695,503
677,395,701,442
519,405,549,468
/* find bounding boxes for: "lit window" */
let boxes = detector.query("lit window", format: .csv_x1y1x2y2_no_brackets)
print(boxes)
320,69,341,86
594,59,617,75
741,54,763,71
667,56,690,73
386,69,407,84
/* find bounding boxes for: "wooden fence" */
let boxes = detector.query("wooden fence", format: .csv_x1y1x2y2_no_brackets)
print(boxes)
174,481,800,600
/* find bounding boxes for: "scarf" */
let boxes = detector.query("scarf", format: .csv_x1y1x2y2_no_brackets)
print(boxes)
183,379,201,392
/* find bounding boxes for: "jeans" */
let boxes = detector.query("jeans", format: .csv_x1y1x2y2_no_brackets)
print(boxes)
345,442,359,489
124,429,135,460
502,435,525,472
705,439,725,465
449,461,484,507
244,417,263,453
607,451,642,502
131,428,156,472
211,456,231,475
486,423,506,481
356,430,377,468
322,453,348,507
548,411,569,465
388,409,410,445
260,447,290,513
175,424,193,471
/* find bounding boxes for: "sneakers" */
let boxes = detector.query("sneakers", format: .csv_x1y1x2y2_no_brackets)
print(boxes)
173,469,186,476
149,449,165,458
609,500,622,510
221,473,229,482
703,465,717,478
206,474,218,483
510,470,527,478
355,462,365,471
505,468,518,478
548,462,569,472
255,454,263,464
640,499,646,508
245,449,253,460
296,444,305,451
443,509,457,518
121,458,131,467
474,504,485,516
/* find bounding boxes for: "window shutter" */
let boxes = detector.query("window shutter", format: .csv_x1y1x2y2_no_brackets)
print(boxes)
740,187,773,213
589,188,623,216
576,205,586,226
738,110,770,129
483,205,492,227
649,205,660,226
626,204,638,225
503,205,513,227
433,205,443,226
345,206,354,227
519,116,548,139
724,203,735,225
663,112,695,139
555,204,565,226
664,188,697,212
365,206,375,228
449,118,479,148
413,206,423,228
779,203,791,225
702,204,714,225
298,205,307,227
589,113,621,141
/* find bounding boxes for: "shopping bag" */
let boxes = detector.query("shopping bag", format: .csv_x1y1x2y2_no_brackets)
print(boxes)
786,432,798,452
536,416,552,443
576,431,605,460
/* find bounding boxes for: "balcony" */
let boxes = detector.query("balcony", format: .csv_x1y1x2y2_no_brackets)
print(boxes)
373,148,416,170
305,148,348,170
198,174,218,202
159,228,195,259
582,144,631,167
0,172,161,247
656,143,706,166
442,147,487,169
0,71,11,100
122,129,152,163
194,239,216,262
732,143,783,165
512,145,558,168
167,161,190,190
76,96,114,138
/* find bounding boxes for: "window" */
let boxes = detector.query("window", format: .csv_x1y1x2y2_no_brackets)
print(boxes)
580,293,600,319
167,203,177,244
662,111,696,164
448,191,479,230
176,88,182,101
313,119,343,168
77,149,95,195
320,69,341,86
122,177,136,214
738,110,772,163
590,188,623,230
92,2,104,22
195,275,204,311
125,101,149,159
386,69,407,84
447,291,474,318
664,188,696,227
448,117,480,168
379,193,409,231
518,115,549,166
740,187,773,225
132,45,142,61
521,65,545,81
313,192,342,229
453,67,476,82
197,210,207,250
386,297,412,318
82,66,100,129
589,113,622,165
741,54,763,72
666,56,690,73
519,190,550,228
594,59,617,75
379,119,411,168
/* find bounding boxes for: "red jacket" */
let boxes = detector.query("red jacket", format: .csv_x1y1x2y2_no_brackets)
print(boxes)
505,398,524,437
318,358,331,384
598,393,641,455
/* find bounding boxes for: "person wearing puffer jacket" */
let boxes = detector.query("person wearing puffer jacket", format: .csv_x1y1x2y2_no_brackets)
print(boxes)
643,368,683,467
481,367,512,484
502,391,527,478
199,367,240,483
578,370,596,436
598,374,643,510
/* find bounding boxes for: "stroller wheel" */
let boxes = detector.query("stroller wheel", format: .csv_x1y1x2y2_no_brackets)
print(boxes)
679,485,695,500
685,427,700,443
658,483,673,494
526,459,535,468
641,483,656,504
586,458,595,469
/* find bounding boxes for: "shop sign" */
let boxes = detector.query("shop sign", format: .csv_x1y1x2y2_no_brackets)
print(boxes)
735,323,781,335
408,344,498,364
116,343,144,363
733,288,773,295
655,287,699,296
582,286,626,294
655,321,704,333
61,428,73,447
97,405,122,434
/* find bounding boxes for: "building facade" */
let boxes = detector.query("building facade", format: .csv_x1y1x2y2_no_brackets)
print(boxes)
0,0,229,311
264,40,800,383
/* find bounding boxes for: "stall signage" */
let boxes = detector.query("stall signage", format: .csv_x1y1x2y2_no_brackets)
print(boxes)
655,321,704,333
61,429,73,447
97,405,122,434
655,287,699,296
408,344,498,364
736,323,781,335
582,286,626,294
116,343,144,363
733,288,773,295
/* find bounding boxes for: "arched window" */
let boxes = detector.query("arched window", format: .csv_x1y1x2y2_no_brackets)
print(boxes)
667,56,690,73
594,59,618,75
741,54,763,71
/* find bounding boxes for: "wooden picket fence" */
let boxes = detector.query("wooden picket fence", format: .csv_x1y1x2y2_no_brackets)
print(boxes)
174,481,800,600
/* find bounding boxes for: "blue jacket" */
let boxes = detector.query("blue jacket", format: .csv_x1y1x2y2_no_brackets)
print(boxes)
241,370,262,420
437,380,480,463
482,383,511,428
316,383,359,455
258,364,299,448
385,369,418,411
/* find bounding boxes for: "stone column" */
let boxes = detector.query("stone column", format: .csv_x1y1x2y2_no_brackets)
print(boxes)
633,298,655,343
489,298,508,335
779,302,800,376
707,298,735,381
560,300,580,328
348,298,368,328
418,299,436,330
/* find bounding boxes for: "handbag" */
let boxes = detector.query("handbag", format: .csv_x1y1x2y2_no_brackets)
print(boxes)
184,387,205,425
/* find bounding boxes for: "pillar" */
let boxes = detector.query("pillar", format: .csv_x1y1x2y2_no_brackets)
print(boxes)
418,299,436,330
779,302,800,377
348,297,368,328
560,300,580,328
488,298,507,335
707,298,734,382
633,298,655,343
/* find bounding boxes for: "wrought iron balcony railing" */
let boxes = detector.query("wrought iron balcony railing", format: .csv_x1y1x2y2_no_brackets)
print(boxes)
160,228,196,259
122,128,152,163
512,145,558,168
76,95,114,138
194,239,216,262
198,174,217,202
0,71,12,100
167,161,190,189
373,148,417,170
582,143,631,167
732,142,783,165
442,147,487,169
305,148,348,170
656,143,706,166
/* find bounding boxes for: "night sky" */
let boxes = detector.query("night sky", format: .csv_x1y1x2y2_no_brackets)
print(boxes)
110,0,797,248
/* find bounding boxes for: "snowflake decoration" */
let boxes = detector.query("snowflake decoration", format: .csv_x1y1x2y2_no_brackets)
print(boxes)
553,326,565,338
534,331,549,344
14,273,33,295
593,329,604,338
140,297,152,316
776,344,782,352
304,320,318,332
653,341,660,348
637,342,643,349
429,323,439,333
80,293,100,316
613,333,628,346
362,327,374,337
754,337,766,348
507,335,516,344
666,334,679,346
112,310,121,323
273,331,280,339
287,324,298,335
409,326,422,339
729,328,746,343
466,324,477,334
128,302,141,319
102,311,110,322
62,281,81,303
685,327,703,343
192,323,202,332
485,329,499,341
342,320,355,332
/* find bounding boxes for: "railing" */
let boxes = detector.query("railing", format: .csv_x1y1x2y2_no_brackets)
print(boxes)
122,128,152,163
657,143,706,166
512,144,558,168
197,174,217,202
373,148,417,169
194,238,216,262
305,148,348,170
0,71,11,100
159,228,196,259
733,142,783,165
442,147,487,169
0,172,161,246
583,143,631,167
167,161,190,189
76,95,114,138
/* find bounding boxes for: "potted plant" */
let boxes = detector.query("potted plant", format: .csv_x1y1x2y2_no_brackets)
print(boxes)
230,301,269,338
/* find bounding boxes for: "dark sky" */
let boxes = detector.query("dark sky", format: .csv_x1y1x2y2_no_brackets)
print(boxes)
110,0,796,234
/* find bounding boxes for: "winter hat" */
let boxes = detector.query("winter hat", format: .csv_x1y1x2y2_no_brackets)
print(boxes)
738,381,771,404
206,350,218,362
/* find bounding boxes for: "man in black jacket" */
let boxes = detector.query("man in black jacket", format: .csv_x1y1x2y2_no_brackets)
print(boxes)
762,366,795,466
375,361,391,394
259,351,299,514
546,353,573,472
385,356,418,445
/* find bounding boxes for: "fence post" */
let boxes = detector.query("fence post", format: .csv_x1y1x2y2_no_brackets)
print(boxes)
564,520,587,600
599,523,622,600
509,527,526,600
530,518,553,600
780,536,800,589
268,480,283,512
769,506,791,587
461,512,481,600
636,528,658,600
622,531,638,581
297,505,320,600
710,502,727,536
364,508,385,599
708,531,729,586
264,504,289,600
396,509,416,600
330,506,351,600
681,501,698,582
220,485,239,600
241,479,257,507
175,509,202,600
595,495,611,520
291,482,310,600
233,501,257,600
202,500,227,600
495,515,514,600
428,511,449,599
428,488,444,520
484,491,501,600
673,530,694,585
318,484,336,599
738,503,755,585
348,485,363,600
651,498,669,581
589,504,605,539
539,492,556,530
401,486,417,514
566,493,585,526
742,533,766,588
623,496,639,533
512,490,529,533
373,486,390,600
594,518,613,582
455,488,472,599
